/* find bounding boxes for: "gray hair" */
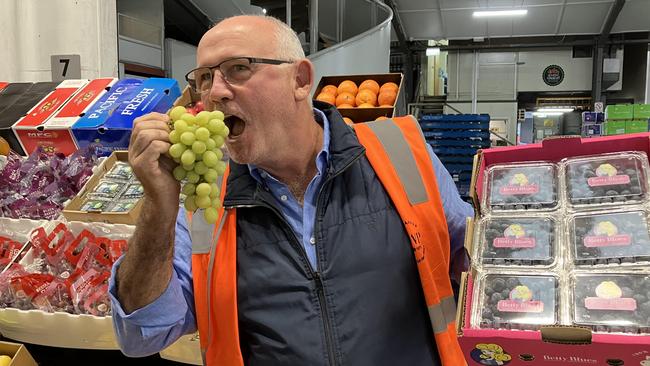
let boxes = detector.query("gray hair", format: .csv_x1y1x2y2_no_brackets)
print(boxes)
215,15,305,61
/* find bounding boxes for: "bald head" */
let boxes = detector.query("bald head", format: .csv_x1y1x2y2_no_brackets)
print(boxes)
199,15,304,63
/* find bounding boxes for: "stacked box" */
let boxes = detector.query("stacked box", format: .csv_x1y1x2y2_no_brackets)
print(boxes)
13,78,118,156
582,112,604,124
633,104,650,120
73,78,180,156
626,119,649,134
0,82,59,155
602,120,626,135
605,104,634,120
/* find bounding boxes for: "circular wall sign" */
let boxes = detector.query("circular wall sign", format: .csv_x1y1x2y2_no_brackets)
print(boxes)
542,65,564,86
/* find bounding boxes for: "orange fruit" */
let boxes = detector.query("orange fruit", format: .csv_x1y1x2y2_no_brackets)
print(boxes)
378,91,397,106
315,92,336,105
342,117,354,125
379,104,393,108
355,89,377,107
335,92,356,107
375,116,389,121
359,79,380,95
337,80,358,96
337,103,354,109
380,82,398,94
321,85,338,96
0,137,9,156
357,103,375,108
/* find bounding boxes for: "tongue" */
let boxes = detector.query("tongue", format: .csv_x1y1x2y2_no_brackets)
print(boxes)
229,117,245,137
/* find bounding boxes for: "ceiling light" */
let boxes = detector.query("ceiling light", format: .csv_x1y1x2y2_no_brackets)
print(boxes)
473,9,528,17
426,47,440,56
262,8,267,14
532,112,563,117
537,107,574,113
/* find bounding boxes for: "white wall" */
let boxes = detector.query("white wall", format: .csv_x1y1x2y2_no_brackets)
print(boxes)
517,50,592,92
0,0,118,82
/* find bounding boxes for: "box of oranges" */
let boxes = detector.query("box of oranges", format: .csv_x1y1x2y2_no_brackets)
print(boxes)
313,73,403,124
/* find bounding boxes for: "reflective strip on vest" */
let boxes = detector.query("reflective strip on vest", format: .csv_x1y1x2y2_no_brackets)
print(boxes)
365,119,428,205
428,295,457,334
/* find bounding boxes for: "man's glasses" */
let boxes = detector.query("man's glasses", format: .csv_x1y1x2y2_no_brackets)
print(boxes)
185,57,294,94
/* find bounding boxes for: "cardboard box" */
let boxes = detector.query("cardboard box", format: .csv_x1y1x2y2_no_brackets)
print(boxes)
605,104,633,120
73,78,180,156
633,104,650,120
62,151,143,225
602,120,626,135
460,134,650,365
312,73,404,122
0,341,37,366
15,78,119,156
581,111,603,123
0,82,58,155
13,79,89,155
581,123,602,137
72,78,143,155
626,119,649,134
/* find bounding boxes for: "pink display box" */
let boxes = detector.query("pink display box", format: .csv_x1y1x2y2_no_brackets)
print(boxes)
459,133,650,366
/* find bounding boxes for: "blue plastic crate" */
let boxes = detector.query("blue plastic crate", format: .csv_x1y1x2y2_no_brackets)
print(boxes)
427,138,491,148
423,130,490,139
432,147,480,156
419,120,490,130
438,155,476,164
420,114,490,123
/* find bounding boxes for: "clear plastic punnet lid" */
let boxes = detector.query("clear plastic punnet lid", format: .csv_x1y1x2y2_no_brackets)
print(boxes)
568,209,650,266
564,152,649,207
571,272,650,333
472,273,559,330
477,216,557,267
484,162,559,212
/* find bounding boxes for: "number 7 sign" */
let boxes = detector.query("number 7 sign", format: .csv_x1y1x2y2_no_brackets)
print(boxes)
51,54,81,81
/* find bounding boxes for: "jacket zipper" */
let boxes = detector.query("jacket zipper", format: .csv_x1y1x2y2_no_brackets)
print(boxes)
225,149,364,366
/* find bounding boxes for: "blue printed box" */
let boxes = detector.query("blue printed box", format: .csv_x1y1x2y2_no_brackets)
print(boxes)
73,78,180,156
581,112,604,124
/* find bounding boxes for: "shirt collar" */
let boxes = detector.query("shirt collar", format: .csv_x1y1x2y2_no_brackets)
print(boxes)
248,108,331,184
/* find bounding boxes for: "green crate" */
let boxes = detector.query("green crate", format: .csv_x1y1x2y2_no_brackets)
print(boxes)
626,119,649,134
605,104,634,120
633,104,650,120
603,120,626,135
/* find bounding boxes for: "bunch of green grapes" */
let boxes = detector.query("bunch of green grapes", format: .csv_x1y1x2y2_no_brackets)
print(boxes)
168,106,229,224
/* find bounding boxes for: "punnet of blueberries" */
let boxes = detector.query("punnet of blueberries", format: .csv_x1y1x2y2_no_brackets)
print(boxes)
564,153,648,206
475,274,559,330
480,217,556,266
486,163,558,211
569,210,650,266
571,273,650,334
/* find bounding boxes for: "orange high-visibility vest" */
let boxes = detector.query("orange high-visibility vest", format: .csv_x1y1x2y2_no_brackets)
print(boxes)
189,116,467,366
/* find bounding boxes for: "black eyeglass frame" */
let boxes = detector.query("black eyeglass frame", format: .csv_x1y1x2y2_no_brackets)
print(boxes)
184,57,294,92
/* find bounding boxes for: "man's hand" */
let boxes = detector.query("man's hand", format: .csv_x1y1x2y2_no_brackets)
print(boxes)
129,112,180,210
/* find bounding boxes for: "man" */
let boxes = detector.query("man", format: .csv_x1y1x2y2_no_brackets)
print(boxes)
110,15,473,366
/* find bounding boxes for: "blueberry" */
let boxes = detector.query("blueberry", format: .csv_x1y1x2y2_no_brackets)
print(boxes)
490,292,504,302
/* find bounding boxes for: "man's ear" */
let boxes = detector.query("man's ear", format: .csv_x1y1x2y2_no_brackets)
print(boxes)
294,59,314,102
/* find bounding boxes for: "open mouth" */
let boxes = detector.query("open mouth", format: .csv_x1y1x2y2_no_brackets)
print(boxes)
224,115,246,138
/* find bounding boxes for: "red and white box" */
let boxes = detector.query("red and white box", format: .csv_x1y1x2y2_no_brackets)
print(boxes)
12,79,89,155
0,82,8,92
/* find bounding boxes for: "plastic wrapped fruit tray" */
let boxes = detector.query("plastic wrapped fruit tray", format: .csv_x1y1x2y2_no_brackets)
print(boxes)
472,273,559,331
484,162,559,213
475,216,558,268
568,208,650,266
564,152,649,208
571,272,650,334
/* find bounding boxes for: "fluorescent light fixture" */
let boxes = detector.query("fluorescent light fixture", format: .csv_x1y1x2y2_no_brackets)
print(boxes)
532,112,563,117
473,9,528,17
426,47,440,56
537,107,574,113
